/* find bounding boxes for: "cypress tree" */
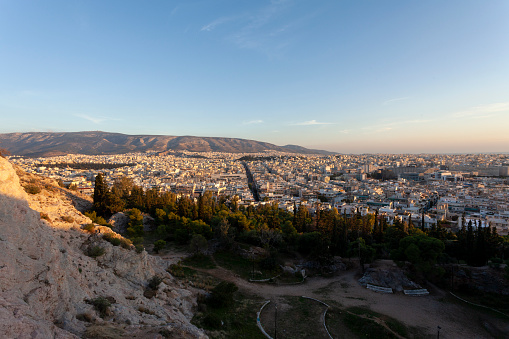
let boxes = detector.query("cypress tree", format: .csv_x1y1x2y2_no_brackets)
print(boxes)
466,220,474,265
93,173,109,216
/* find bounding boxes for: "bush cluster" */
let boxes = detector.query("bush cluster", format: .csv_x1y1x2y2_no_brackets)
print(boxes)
87,245,105,258
83,224,95,233
206,281,238,309
87,297,112,318
148,275,163,290
102,232,132,249
24,184,41,194
61,215,74,223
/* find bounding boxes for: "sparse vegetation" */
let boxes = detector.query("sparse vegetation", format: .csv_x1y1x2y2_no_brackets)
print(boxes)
76,312,93,323
61,215,74,223
153,239,166,253
192,282,262,338
182,253,217,269
84,210,110,227
87,245,105,258
83,223,96,233
189,234,208,254
103,232,121,245
206,281,238,309
119,237,133,249
40,212,50,221
87,297,113,318
144,275,163,299
24,184,41,194
342,311,397,338
168,261,189,278
148,275,163,290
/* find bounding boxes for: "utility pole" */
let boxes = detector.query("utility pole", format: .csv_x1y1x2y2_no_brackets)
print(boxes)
251,254,254,280
274,303,278,339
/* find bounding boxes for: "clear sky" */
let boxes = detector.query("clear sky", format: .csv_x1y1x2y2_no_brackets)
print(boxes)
1,0,508,153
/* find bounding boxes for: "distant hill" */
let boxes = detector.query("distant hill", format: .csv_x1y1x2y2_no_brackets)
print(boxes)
0,131,334,157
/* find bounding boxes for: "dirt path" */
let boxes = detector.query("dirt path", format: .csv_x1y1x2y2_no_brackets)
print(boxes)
183,260,509,338
155,247,509,338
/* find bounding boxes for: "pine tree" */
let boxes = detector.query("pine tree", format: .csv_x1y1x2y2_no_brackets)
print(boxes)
466,220,474,265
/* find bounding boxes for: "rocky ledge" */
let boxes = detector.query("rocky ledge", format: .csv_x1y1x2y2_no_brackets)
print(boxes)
0,157,206,338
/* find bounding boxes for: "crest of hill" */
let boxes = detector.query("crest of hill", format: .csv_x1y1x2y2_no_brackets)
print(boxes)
0,157,206,338
0,131,334,157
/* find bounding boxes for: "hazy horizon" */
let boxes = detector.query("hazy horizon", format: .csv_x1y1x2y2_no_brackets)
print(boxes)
1,1,508,154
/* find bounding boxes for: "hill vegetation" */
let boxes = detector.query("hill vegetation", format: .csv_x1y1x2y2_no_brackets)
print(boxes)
92,172,509,292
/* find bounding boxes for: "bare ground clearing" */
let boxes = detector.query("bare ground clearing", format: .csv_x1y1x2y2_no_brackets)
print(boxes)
158,249,509,338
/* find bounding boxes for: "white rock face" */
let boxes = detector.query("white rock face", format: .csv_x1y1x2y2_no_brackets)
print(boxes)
0,158,206,338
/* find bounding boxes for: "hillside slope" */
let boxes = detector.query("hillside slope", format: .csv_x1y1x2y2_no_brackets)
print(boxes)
0,157,206,338
0,131,333,157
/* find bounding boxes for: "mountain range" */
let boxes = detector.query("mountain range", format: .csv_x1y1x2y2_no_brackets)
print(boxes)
0,131,334,157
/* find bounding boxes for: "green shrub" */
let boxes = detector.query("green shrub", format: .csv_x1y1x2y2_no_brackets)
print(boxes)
132,237,144,245
61,216,74,223
103,233,120,245
175,228,190,245
88,297,111,318
109,237,122,246
202,313,222,329
83,224,96,233
207,282,238,308
153,239,166,253
25,184,41,194
85,211,110,226
168,262,185,278
87,245,105,258
189,234,207,254
120,238,133,249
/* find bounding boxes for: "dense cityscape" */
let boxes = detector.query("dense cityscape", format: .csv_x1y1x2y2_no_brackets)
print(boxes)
2,1,509,337
11,152,509,236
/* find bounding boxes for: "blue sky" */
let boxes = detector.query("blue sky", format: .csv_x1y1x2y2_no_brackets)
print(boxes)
1,0,508,153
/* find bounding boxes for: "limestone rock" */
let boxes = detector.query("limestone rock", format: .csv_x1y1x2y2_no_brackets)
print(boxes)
358,267,421,291
0,157,207,338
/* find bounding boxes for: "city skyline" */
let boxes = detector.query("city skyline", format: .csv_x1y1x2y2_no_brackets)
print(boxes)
1,0,508,153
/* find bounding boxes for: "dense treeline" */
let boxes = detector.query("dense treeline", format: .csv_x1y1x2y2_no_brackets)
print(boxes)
92,173,509,280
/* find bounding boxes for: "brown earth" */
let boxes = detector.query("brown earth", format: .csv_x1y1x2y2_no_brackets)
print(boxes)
171,253,509,338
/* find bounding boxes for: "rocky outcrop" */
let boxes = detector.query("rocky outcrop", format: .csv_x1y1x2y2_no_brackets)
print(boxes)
108,212,129,234
452,266,509,295
0,157,206,338
358,266,422,292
